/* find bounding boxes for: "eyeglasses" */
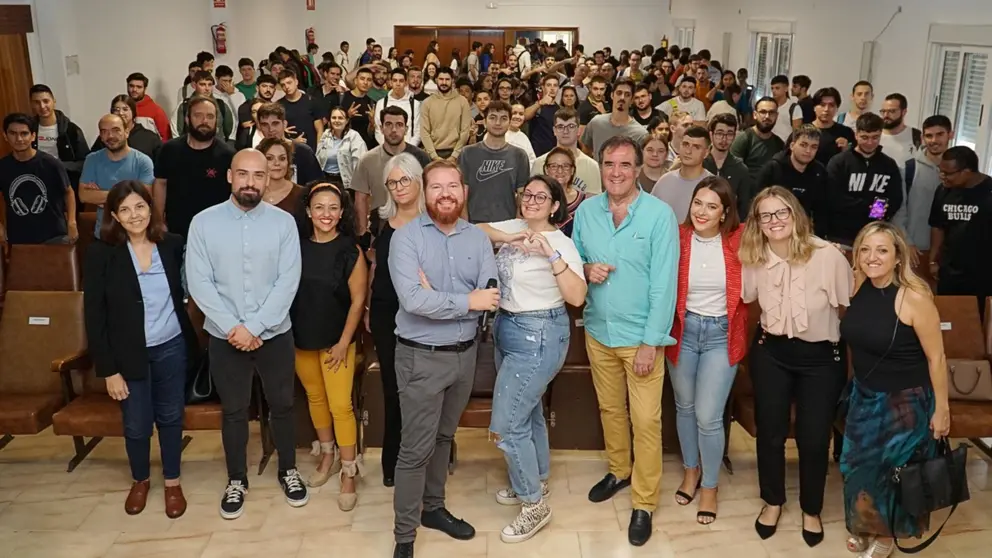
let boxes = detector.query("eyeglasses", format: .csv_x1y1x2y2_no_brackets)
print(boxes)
521,192,551,204
554,123,578,132
758,207,792,224
712,131,735,139
385,176,413,190
755,110,777,117
544,163,574,172
938,167,965,178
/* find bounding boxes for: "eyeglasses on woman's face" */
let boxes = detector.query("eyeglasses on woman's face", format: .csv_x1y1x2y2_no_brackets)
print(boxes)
758,207,792,224
521,191,551,204
386,175,413,191
544,163,573,173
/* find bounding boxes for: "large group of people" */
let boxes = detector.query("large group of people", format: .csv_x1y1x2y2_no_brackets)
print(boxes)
0,34,984,558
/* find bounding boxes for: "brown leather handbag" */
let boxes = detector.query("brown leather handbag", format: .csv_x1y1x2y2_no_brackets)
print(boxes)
946,358,992,401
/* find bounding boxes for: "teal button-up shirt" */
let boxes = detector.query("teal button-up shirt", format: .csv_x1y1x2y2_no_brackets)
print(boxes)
572,190,679,348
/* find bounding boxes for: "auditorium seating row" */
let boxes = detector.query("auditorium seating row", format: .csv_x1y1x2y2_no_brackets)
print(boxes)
1,217,989,477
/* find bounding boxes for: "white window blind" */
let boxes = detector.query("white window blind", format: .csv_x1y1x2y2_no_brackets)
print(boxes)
749,33,793,99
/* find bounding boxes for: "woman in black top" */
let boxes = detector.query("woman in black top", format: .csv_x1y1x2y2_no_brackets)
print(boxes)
83,180,197,519
91,95,162,160
366,152,425,487
290,182,368,511
839,222,950,558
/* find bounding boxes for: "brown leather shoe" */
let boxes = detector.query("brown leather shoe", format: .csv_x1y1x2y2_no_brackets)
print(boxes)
164,484,187,519
125,480,150,515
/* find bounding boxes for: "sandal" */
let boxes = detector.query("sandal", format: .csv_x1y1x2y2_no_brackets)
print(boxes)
674,472,702,506
307,442,338,487
337,455,365,512
696,487,718,525
858,539,894,558
847,535,871,553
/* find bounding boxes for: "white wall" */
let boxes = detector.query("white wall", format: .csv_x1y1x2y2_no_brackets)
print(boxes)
669,0,992,125
25,0,668,139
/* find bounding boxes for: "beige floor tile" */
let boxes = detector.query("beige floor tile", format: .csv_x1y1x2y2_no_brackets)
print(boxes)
577,530,677,558
0,494,102,530
484,530,581,557
199,529,304,558
4,531,119,558
545,490,621,532
415,530,488,557
103,532,211,558
165,492,271,536
297,530,395,557
348,490,396,532
77,488,178,533
258,489,355,533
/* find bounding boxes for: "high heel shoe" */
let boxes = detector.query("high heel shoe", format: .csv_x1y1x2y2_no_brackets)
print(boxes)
802,514,824,547
337,456,365,512
674,470,702,506
754,505,781,540
847,535,871,553
858,539,894,558
307,442,337,487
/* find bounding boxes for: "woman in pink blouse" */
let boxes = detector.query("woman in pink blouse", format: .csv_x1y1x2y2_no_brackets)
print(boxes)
739,186,854,548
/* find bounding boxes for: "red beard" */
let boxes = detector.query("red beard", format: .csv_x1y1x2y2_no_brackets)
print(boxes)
426,197,464,225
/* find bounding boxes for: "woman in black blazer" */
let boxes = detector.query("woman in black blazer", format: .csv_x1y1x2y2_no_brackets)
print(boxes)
83,180,198,519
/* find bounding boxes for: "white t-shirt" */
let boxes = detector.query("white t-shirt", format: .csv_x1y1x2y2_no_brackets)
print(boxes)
37,124,59,158
773,98,798,142
501,130,537,165
880,127,916,168
686,232,727,317
489,219,585,313
657,96,707,122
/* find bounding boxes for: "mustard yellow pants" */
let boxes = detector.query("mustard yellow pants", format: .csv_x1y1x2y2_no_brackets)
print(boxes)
294,343,357,447
585,333,665,512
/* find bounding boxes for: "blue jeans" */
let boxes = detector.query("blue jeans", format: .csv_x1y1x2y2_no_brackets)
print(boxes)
668,312,737,489
490,307,570,504
120,334,187,481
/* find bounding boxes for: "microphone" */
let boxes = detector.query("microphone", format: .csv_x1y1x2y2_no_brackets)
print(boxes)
480,278,498,334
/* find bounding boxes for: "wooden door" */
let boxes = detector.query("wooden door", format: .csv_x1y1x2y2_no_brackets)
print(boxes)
395,27,436,67
436,28,470,71
0,4,35,159
469,30,504,71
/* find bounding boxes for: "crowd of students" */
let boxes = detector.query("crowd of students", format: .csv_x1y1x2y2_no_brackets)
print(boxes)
0,35,986,558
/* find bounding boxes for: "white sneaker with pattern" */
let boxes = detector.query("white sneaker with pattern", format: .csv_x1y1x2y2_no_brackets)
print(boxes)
500,498,552,543
495,481,550,506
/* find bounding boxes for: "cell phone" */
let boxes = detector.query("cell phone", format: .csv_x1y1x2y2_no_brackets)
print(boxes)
869,197,888,220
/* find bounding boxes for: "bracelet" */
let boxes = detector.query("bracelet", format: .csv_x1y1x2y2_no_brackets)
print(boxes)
548,250,562,264
552,263,569,277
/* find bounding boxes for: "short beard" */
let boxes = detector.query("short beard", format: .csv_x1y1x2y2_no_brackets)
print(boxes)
756,121,775,134
188,125,216,142
426,198,463,225
882,117,903,130
106,141,127,153
234,189,261,209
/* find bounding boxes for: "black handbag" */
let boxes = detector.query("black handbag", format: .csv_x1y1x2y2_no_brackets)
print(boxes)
889,439,971,554
185,348,218,404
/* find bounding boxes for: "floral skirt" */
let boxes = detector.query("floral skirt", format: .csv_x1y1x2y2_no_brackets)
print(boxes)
839,379,937,539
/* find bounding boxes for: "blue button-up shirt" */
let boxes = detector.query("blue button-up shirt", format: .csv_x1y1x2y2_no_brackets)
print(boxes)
572,191,679,348
128,243,182,347
388,213,498,345
185,199,301,340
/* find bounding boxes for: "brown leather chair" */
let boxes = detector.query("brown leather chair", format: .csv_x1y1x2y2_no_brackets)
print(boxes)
6,244,81,291
936,296,992,442
548,304,605,450
0,291,87,455
76,212,98,271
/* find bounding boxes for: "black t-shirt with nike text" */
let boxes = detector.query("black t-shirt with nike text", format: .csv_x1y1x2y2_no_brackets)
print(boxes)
929,176,992,295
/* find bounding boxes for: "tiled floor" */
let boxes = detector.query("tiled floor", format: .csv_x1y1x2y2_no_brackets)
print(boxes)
0,426,990,557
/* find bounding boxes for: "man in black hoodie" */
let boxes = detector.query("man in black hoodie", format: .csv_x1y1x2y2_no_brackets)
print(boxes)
824,112,903,247
756,124,829,235
28,84,89,190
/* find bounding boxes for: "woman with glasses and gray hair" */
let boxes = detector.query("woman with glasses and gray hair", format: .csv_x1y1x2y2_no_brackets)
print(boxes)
476,175,587,544
365,152,426,488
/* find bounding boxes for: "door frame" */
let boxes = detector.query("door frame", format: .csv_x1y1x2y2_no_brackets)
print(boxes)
394,25,580,54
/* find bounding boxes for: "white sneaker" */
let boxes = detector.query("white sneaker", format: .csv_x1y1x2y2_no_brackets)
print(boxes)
495,481,550,506
500,499,552,543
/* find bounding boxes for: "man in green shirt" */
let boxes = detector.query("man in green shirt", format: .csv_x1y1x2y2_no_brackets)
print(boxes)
730,96,784,190
235,58,257,100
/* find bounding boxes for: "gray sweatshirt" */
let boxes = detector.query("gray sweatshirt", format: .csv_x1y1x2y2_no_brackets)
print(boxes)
458,141,531,223
903,151,942,250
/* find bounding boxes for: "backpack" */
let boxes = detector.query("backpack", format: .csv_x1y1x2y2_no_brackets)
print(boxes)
788,102,801,121
377,96,418,138
905,158,916,194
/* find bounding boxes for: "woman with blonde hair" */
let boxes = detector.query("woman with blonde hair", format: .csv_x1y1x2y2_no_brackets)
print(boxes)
366,153,425,487
839,221,950,558
740,186,853,548
315,106,367,189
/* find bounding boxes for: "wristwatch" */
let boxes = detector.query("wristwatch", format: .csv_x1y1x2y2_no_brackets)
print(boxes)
548,250,562,264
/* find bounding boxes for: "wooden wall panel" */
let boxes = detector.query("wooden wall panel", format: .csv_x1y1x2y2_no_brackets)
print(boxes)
0,4,32,35
0,33,33,159
396,27,436,67
436,28,470,70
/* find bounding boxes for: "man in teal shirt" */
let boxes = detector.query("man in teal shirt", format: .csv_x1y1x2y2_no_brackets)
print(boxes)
571,135,678,547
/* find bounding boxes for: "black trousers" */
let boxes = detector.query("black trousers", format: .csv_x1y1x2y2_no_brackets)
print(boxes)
369,300,401,479
209,331,297,482
749,330,846,515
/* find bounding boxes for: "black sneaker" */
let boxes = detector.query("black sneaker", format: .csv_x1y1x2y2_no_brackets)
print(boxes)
393,542,414,558
421,507,476,540
279,468,309,507
219,479,248,520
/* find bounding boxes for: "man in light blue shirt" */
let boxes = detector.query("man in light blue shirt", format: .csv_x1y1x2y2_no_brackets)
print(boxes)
387,160,498,557
185,148,306,520
571,135,678,547
78,114,154,238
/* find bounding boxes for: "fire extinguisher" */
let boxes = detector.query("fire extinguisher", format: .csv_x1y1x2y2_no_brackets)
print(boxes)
212,22,227,54
660,35,669,50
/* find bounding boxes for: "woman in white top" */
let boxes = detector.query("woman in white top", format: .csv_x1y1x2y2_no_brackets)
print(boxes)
503,102,537,164
477,175,587,544
315,106,367,189
423,62,440,95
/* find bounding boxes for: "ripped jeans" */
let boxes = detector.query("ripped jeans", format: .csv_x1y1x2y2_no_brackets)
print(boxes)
490,306,570,504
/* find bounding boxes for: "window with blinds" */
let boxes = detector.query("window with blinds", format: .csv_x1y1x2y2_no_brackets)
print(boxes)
927,44,992,169
749,32,793,98
676,27,694,51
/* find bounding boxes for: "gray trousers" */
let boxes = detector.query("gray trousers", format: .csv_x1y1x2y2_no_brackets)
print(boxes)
392,342,477,543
